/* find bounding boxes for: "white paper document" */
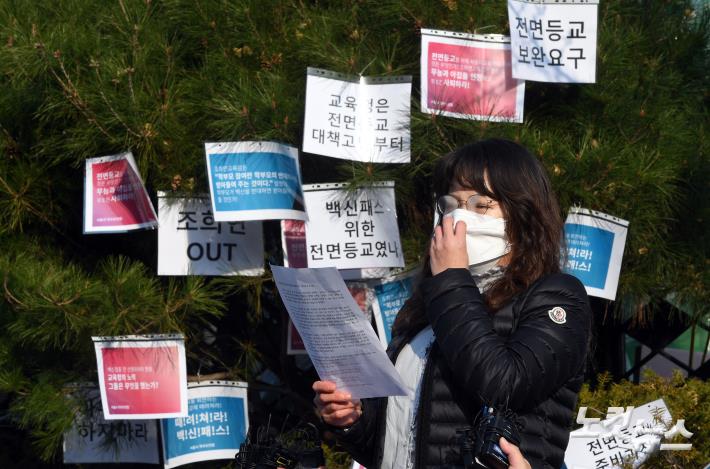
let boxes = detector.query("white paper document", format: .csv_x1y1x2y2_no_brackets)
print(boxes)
271,265,407,399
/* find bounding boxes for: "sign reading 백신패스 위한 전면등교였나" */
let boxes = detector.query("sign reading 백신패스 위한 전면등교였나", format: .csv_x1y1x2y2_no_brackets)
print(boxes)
303,67,412,164
301,182,404,271
563,208,629,301
205,141,307,222
84,151,158,234
92,334,188,420
507,0,598,83
161,381,249,469
157,192,265,276
420,29,525,123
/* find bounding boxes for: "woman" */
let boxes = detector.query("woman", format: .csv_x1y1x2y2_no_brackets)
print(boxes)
314,139,592,469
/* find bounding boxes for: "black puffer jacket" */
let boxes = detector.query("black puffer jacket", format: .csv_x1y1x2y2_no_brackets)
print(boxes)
333,268,591,469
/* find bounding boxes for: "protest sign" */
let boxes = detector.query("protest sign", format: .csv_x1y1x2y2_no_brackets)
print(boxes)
63,384,159,464
157,192,264,276
281,219,391,279
302,182,404,270
371,269,418,347
84,151,158,233
303,67,411,163
507,0,598,83
272,265,407,398
287,280,375,355
420,29,525,123
565,399,687,469
161,381,249,468
92,334,188,419
564,208,629,301
205,141,306,222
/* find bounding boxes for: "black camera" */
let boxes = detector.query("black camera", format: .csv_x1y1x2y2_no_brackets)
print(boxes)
234,420,325,469
457,406,522,469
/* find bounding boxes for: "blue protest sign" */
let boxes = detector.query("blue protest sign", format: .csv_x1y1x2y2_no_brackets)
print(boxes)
205,141,306,222
563,208,628,300
161,381,249,468
372,270,418,347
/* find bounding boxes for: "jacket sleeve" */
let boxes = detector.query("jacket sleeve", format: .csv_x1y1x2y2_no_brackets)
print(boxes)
325,397,384,467
421,268,591,411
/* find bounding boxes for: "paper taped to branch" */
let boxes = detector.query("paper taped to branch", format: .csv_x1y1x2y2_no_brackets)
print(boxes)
420,29,525,123
281,219,391,280
303,67,411,163
84,152,158,233
507,0,598,83
92,334,188,419
302,182,404,270
564,208,629,301
158,192,264,276
161,381,249,469
372,269,418,348
205,141,306,222
271,265,407,398
565,399,690,469
63,384,159,464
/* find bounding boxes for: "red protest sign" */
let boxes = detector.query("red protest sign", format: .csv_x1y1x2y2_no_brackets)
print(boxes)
93,335,188,419
84,152,158,233
421,29,525,123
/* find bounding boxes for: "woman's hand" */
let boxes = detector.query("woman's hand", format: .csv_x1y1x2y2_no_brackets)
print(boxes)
430,215,469,276
500,437,532,469
312,380,362,427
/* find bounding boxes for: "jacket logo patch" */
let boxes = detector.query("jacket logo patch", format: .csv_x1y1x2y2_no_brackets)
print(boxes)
548,307,567,324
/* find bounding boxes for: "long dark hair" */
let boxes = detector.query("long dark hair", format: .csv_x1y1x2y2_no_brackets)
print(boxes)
392,138,564,337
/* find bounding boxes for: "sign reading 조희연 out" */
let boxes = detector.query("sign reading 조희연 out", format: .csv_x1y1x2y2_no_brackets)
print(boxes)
157,192,264,276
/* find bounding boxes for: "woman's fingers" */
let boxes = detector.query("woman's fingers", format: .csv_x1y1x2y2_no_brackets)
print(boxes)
441,214,454,237
438,216,466,244
454,219,467,237
321,401,360,415
499,437,531,469
312,380,337,393
315,390,352,403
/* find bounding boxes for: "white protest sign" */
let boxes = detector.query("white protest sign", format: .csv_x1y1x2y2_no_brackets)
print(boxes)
157,193,264,276
302,182,404,270
563,208,629,301
421,29,525,123
84,151,158,233
161,381,249,468
280,219,391,280
507,0,598,83
92,334,188,419
205,141,306,222
271,265,407,399
63,385,159,464
303,67,411,163
565,399,678,469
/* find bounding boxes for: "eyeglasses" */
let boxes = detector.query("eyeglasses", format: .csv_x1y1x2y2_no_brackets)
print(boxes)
436,194,495,216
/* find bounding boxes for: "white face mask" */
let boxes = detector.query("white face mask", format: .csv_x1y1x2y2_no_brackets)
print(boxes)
445,208,510,267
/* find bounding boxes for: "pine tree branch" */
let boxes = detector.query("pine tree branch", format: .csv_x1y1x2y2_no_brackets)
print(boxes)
3,274,25,307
